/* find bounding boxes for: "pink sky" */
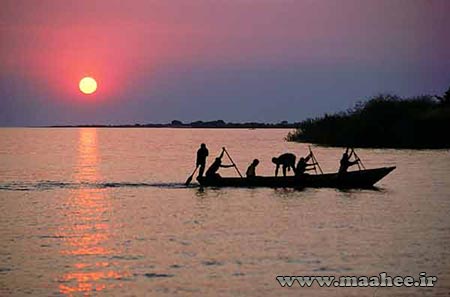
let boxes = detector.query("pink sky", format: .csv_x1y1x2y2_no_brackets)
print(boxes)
1,0,449,125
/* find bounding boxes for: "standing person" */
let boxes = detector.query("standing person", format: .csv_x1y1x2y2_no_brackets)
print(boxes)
205,150,234,178
271,153,296,177
338,148,359,174
196,143,209,178
246,159,260,177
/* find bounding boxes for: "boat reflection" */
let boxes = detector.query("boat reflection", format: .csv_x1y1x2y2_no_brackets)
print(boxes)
57,128,128,295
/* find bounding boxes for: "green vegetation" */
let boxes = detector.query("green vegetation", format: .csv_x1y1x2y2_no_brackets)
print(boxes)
287,87,450,148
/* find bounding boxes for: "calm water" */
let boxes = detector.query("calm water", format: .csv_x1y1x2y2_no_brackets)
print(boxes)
1,128,449,296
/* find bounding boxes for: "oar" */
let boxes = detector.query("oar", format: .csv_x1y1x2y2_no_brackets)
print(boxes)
185,166,198,186
223,147,243,178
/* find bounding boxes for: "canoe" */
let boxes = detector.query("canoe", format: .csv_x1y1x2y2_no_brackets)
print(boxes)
197,166,396,189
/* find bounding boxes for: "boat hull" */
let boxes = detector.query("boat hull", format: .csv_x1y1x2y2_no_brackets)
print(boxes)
197,166,396,189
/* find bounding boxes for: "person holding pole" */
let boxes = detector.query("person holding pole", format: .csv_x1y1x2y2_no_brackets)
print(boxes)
295,152,317,176
205,149,235,178
338,148,360,174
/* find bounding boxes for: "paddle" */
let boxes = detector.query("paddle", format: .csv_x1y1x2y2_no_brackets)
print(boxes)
185,166,198,186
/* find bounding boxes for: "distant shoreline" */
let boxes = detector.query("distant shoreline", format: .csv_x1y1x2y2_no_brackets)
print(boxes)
41,120,300,129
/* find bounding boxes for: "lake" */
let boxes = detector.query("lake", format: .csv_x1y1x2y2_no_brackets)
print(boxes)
1,128,449,296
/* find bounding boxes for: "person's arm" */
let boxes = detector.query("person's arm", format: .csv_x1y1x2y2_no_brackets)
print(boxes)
349,149,355,158
220,164,235,168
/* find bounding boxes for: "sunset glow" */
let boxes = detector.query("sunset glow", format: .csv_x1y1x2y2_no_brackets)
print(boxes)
79,77,97,95
1,0,449,125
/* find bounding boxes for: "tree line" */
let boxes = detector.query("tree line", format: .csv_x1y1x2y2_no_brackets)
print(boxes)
286,86,450,148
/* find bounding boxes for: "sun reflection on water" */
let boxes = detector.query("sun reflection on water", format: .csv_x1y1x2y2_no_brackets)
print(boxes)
57,128,129,295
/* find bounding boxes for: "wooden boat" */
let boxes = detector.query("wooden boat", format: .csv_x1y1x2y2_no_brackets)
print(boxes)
197,166,396,189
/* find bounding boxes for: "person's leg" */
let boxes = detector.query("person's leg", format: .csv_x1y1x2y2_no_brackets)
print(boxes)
198,164,205,177
283,165,287,177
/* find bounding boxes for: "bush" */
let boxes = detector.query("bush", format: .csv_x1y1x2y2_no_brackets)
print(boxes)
286,93,450,148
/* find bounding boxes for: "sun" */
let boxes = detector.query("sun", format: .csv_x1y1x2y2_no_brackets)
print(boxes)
79,77,97,94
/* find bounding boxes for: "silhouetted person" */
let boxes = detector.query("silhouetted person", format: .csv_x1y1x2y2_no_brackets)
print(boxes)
295,153,316,176
196,143,209,178
205,150,234,178
338,148,359,174
246,159,260,177
272,153,296,177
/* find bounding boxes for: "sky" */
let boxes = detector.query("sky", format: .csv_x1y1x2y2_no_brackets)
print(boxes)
1,0,449,126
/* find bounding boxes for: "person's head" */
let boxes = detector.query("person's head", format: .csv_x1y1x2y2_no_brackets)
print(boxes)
215,157,221,163
271,157,278,164
253,159,259,165
300,157,305,162
200,143,206,149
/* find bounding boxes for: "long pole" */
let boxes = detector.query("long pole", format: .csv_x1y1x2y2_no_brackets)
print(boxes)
308,146,316,174
309,146,323,174
313,153,324,174
352,149,366,170
223,147,243,178
312,157,318,174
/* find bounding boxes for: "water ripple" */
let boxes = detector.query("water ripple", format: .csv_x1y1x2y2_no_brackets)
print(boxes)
0,181,187,192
